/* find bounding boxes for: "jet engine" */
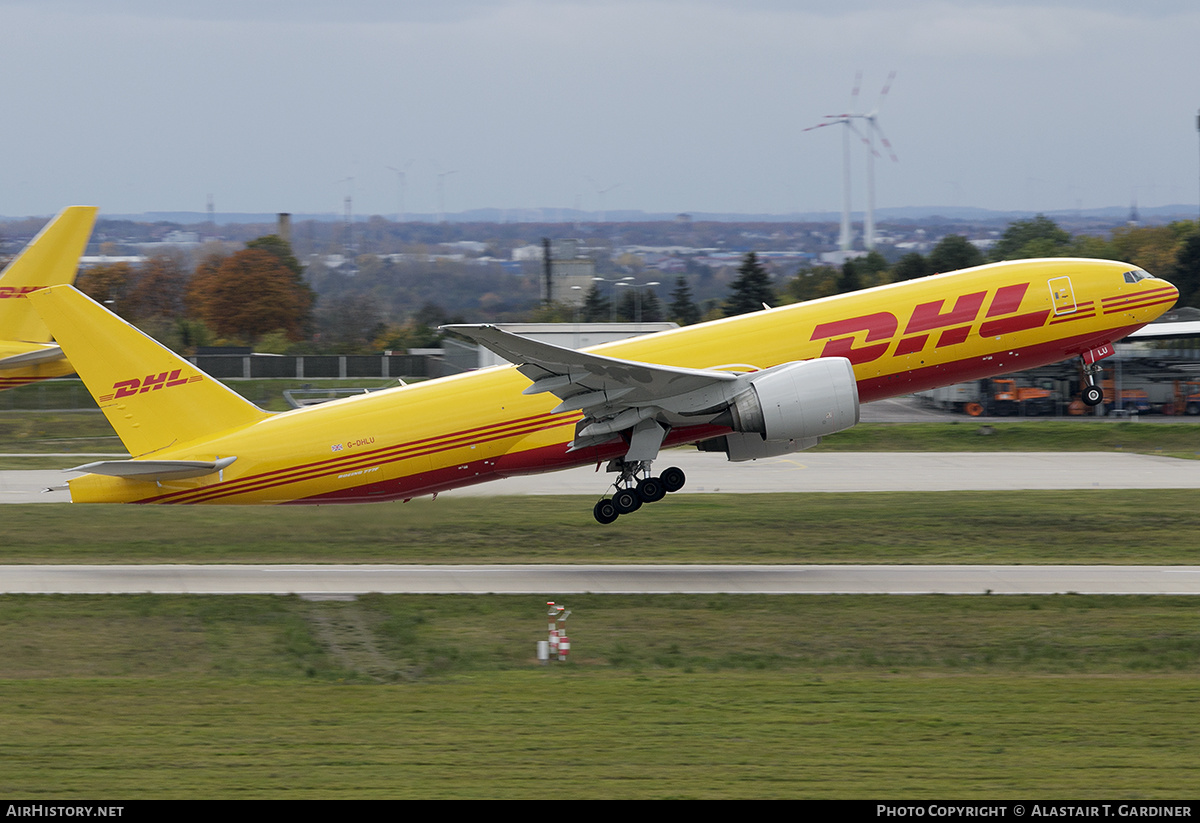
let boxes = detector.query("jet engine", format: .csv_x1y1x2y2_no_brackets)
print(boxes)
698,357,859,461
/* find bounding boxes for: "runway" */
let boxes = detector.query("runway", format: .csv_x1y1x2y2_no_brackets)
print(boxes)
5,448,1198,597
4,564,1200,595
4,451,1200,503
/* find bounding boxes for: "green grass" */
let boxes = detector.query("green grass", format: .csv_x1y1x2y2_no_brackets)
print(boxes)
2,594,1200,798
0,411,124,454
4,490,1200,564
13,593,1200,680
813,419,1200,456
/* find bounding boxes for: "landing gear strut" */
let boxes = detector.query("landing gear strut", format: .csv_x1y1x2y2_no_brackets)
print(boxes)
1079,356,1104,407
592,458,687,524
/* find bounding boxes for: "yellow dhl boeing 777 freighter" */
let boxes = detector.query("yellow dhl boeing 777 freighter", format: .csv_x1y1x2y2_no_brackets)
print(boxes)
0,206,97,391
30,256,1177,523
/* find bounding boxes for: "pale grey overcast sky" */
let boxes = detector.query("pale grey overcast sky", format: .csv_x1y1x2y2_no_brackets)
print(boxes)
1,0,1198,218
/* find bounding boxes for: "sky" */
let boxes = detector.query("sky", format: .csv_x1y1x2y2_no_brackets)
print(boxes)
1,0,1199,220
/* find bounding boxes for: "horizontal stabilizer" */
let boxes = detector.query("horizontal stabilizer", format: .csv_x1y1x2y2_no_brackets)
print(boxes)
66,456,238,481
0,345,63,370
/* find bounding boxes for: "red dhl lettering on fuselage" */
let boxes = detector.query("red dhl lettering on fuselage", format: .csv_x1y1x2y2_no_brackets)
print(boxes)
99,369,202,402
810,282,1052,364
0,285,42,298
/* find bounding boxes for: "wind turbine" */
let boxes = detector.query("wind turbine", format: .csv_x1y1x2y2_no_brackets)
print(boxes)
804,72,862,252
854,71,899,252
431,161,457,224
386,160,414,223
804,71,898,252
587,177,621,223
335,176,355,259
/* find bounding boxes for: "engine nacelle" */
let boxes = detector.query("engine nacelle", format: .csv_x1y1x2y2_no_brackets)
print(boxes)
698,357,859,462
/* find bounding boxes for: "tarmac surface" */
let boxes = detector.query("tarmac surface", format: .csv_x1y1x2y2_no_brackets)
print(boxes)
4,564,1200,596
5,451,1200,503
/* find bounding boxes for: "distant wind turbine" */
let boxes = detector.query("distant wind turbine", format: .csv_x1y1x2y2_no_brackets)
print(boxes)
804,71,899,252
386,161,414,223
431,161,457,224
587,177,621,223
854,71,899,251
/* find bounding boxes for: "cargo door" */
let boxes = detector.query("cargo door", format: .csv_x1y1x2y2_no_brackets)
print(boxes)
1048,276,1076,315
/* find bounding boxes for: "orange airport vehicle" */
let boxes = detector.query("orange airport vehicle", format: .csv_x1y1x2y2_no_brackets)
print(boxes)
31,255,1178,523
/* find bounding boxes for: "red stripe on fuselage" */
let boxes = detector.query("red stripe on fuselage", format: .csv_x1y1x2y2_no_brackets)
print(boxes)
290,424,733,504
0,376,49,388
133,410,581,504
1102,286,1178,309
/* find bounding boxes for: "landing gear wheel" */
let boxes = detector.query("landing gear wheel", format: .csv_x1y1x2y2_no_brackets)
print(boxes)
637,476,666,503
613,487,641,515
1082,385,1103,407
660,466,686,493
593,498,619,525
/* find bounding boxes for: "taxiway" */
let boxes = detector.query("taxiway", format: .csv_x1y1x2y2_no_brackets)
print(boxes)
3,564,1200,595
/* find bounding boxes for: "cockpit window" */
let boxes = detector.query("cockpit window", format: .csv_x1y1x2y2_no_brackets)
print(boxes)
1123,269,1155,283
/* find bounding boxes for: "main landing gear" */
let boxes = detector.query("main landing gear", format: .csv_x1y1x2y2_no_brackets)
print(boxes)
1079,355,1104,407
592,459,686,524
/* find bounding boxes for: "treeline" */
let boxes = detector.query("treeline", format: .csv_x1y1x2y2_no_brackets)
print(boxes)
73,236,542,355
783,215,1200,307
547,215,1200,328
59,215,1200,355
75,236,318,355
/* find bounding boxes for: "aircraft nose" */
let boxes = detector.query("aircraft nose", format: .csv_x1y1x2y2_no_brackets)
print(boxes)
1151,274,1181,311
1164,278,1181,306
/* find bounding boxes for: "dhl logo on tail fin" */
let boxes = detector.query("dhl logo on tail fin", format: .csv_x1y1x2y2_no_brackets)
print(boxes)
0,286,43,299
101,369,203,402
27,285,270,458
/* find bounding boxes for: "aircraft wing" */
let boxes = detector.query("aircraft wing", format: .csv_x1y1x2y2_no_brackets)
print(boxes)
65,456,238,481
0,344,64,370
444,324,737,404
443,324,744,455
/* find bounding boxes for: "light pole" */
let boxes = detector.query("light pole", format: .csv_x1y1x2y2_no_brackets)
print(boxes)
571,284,583,323
615,279,660,323
589,276,622,322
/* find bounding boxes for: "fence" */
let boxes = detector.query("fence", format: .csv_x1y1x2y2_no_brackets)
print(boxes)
187,354,436,380
0,354,452,410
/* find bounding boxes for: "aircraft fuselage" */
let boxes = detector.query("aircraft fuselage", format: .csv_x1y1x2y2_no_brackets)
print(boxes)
57,258,1177,505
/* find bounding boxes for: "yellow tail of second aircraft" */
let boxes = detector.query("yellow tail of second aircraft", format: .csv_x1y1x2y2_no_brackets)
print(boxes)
0,206,98,390
28,285,269,459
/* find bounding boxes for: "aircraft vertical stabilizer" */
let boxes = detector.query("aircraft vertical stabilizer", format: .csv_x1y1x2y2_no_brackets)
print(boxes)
28,285,270,457
0,206,98,343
